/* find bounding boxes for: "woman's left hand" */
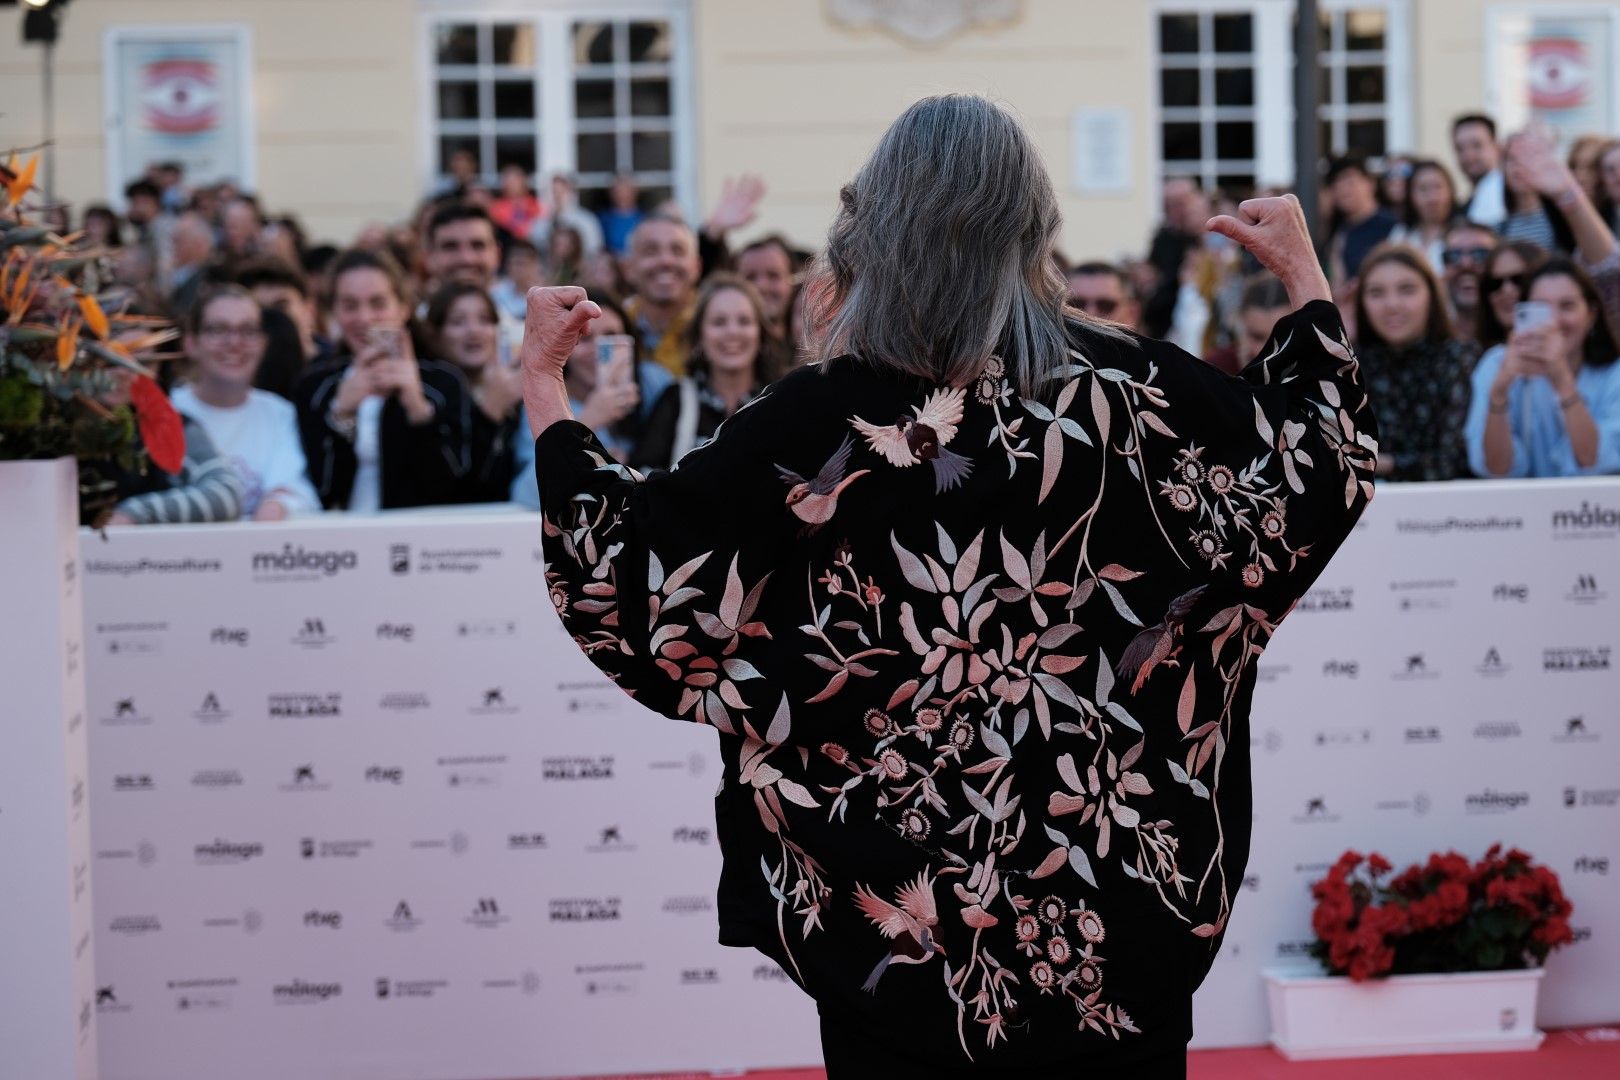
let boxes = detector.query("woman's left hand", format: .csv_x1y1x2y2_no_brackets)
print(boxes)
374,358,435,424
479,362,526,420
1511,126,1577,200
1539,340,1576,393
1516,326,1569,384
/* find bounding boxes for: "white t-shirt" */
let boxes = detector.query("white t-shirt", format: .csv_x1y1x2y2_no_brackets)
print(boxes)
171,385,320,519
349,393,385,514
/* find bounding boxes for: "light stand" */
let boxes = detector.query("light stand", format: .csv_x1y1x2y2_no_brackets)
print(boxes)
18,0,70,205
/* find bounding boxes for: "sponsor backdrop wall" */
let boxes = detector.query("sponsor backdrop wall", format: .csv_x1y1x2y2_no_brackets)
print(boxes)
76,482,1620,1078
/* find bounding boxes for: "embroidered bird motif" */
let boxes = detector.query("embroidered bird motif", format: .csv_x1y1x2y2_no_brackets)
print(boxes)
851,386,974,493
1116,585,1208,694
775,433,870,532
854,871,945,993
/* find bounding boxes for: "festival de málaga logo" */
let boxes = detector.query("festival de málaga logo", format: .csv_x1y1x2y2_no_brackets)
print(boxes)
251,543,358,582
1551,500,1620,540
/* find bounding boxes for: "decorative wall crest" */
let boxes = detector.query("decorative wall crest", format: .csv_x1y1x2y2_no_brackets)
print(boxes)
826,0,1022,46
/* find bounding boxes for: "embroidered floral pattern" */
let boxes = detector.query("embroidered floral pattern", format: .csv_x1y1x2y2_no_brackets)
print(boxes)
538,304,1376,1063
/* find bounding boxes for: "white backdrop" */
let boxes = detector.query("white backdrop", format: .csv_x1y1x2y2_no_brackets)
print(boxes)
0,459,98,1080
75,479,1620,1079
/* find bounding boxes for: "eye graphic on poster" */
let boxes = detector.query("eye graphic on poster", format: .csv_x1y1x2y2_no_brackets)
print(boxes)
140,59,222,136
1526,38,1589,111
1488,11,1616,144
105,26,255,203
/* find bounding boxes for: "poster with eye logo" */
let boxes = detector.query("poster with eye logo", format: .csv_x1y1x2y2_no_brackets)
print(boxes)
1487,8,1617,145
103,25,255,203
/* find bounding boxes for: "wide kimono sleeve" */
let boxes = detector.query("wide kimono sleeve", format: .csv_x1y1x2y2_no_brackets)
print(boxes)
1123,298,1380,618
534,383,797,729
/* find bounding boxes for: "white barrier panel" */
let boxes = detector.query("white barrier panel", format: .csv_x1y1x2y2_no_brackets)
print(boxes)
0,458,98,1080
1194,477,1620,1045
77,482,1620,1078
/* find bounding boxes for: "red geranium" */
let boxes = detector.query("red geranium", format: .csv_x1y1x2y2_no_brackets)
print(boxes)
1308,844,1575,981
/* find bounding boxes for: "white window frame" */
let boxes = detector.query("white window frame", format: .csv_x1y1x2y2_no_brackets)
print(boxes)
1149,0,1411,191
415,0,696,215
1151,2,1286,193
1316,1,1413,167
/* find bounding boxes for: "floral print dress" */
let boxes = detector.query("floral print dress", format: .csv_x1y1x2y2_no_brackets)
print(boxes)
536,300,1378,1071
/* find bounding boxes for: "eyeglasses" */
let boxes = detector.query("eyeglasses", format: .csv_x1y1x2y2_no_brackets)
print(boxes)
1072,297,1121,317
198,325,266,342
1441,246,1492,268
1483,273,1532,296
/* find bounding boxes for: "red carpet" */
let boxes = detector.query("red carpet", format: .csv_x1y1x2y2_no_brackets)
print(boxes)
550,1026,1620,1079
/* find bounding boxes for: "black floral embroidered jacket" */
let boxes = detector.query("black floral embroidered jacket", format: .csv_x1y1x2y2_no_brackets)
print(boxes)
537,300,1378,1070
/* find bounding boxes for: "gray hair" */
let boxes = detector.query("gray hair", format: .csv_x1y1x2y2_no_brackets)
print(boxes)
808,94,1126,401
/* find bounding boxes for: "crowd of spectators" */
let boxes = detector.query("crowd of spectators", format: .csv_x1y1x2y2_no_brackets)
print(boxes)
59,111,1620,524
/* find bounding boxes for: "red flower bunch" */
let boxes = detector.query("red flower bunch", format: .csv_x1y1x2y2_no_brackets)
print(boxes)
1309,845,1574,981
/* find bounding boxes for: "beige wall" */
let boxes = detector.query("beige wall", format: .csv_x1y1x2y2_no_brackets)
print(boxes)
1412,0,1490,162
693,0,1160,262
0,0,421,243
0,0,1595,256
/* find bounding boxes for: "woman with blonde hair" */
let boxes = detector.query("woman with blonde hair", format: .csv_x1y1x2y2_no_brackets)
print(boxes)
630,273,778,470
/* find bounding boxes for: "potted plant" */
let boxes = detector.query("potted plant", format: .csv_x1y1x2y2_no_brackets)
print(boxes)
1265,844,1575,1059
0,152,184,526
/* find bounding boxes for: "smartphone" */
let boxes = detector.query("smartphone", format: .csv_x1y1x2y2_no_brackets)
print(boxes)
596,334,635,386
1513,302,1553,335
365,325,400,358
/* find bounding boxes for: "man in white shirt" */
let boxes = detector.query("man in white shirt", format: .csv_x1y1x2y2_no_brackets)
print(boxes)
1454,113,1507,230
170,286,320,520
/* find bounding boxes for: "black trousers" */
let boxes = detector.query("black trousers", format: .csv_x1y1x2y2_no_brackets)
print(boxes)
818,1003,1188,1079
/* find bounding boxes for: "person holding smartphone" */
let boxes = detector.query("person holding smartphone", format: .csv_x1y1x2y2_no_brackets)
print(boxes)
508,291,674,507
630,274,779,471
425,281,525,503
1467,256,1620,477
292,249,472,510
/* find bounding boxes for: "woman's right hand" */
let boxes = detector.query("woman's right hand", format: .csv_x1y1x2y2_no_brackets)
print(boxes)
1495,329,1552,394
578,378,640,430
1206,194,1332,308
333,353,381,416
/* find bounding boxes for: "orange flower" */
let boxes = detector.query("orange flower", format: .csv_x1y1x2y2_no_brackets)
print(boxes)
2,153,39,205
56,315,80,370
77,293,110,339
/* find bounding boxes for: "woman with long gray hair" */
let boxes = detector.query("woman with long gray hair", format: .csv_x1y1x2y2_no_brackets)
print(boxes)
523,95,1377,1076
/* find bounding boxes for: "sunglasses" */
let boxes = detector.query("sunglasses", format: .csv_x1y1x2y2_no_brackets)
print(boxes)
1442,246,1492,268
1073,297,1120,317
1484,272,1532,295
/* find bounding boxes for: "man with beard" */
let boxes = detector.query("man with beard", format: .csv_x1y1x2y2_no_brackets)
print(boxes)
622,215,702,378
1440,220,1497,346
1454,114,1507,230
1066,261,1144,332
736,236,795,334
423,202,523,358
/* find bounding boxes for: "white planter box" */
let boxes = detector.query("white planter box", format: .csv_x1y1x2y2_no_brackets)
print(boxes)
1264,966,1545,1060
